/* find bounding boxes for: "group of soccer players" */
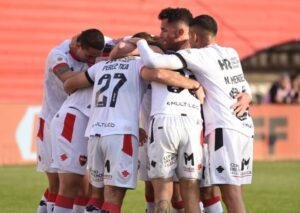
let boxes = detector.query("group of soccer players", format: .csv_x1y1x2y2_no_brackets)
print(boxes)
36,7,254,213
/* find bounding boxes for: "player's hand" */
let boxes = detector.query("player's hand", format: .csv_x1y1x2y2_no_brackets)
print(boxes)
139,128,148,146
126,37,142,46
195,86,205,104
231,92,251,117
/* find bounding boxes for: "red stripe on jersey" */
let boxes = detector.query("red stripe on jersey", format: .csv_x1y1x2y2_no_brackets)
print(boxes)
122,134,133,156
37,118,45,141
200,129,204,146
61,113,76,143
52,62,69,73
55,194,74,209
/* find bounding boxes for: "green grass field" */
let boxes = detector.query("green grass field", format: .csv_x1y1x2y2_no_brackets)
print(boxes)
0,161,299,213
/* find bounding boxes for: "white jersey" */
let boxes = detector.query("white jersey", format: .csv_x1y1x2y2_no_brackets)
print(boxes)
140,84,152,132
60,87,93,117
177,45,254,137
39,40,88,122
85,56,147,138
150,69,201,119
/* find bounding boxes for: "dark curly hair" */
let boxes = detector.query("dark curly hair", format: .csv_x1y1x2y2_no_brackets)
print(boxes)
158,7,193,25
77,29,105,50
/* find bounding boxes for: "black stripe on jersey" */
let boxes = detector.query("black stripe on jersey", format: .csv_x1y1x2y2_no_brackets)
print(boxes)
172,52,187,69
215,128,223,151
85,71,94,85
200,104,205,135
150,118,155,144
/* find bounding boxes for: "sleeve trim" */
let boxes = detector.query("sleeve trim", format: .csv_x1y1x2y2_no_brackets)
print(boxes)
85,70,94,85
172,52,187,69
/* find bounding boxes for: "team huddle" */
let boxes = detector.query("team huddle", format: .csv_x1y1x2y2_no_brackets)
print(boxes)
36,7,254,213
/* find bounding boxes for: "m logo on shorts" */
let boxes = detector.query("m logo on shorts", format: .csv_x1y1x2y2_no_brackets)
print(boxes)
105,160,110,173
79,155,87,166
241,158,250,171
184,153,194,166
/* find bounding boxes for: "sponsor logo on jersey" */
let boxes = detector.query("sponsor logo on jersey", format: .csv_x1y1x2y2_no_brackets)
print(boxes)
163,154,176,167
90,169,104,182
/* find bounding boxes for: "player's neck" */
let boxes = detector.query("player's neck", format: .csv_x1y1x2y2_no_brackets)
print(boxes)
174,39,190,51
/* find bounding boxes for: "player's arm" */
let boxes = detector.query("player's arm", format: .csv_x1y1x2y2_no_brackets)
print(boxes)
109,40,139,59
136,39,185,69
140,67,205,103
53,63,83,83
64,71,93,94
230,81,252,116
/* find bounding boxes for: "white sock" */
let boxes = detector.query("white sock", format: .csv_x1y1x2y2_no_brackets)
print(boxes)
73,205,86,213
199,201,205,213
47,202,55,213
203,196,223,213
53,206,73,213
172,208,184,213
52,195,74,213
73,197,88,213
146,201,155,213
47,192,57,213
37,190,48,213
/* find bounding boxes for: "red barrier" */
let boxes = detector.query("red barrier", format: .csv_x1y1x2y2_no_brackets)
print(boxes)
0,104,299,165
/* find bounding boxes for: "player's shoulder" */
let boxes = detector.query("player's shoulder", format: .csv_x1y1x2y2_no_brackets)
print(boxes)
213,45,239,56
48,44,69,60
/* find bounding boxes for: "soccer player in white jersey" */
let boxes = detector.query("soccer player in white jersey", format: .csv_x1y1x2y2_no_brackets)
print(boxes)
62,38,203,213
36,29,105,213
153,7,224,213
50,36,105,213
134,15,254,213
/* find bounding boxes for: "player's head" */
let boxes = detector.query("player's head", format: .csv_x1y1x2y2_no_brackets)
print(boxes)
133,32,165,53
74,29,105,64
158,7,192,50
189,15,218,48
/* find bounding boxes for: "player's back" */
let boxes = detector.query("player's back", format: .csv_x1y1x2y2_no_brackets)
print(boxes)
86,56,147,138
150,69,201,119
178,45,254,137
40,40,88,121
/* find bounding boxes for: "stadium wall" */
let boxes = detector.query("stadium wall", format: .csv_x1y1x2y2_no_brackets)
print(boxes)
0,104,300,165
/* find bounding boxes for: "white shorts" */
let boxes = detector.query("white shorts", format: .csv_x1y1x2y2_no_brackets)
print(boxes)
148,114,203,180
51,107,89,175
206,128,253,185
88,134,139,189
138,142,150,181
36,117,57,173
200,143,212,188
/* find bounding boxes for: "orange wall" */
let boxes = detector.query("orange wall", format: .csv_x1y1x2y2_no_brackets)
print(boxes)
1,0,300,104
0,104,299,165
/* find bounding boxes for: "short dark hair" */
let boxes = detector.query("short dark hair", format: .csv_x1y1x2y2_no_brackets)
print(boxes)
158,7,193,25
132,32,165,52
132,32,153,41
77,29,105,50
190,15,218,35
